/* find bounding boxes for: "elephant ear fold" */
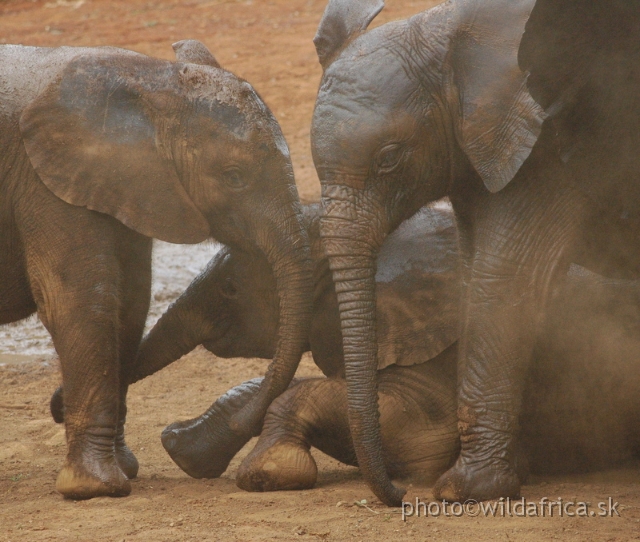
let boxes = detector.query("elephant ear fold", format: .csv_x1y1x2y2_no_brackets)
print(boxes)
375,207,460,370
19,55,210,244
172,40,221,68
314,0,384,69
453,0,547,193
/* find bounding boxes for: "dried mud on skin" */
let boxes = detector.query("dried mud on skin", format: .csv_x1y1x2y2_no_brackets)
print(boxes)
1,1,639,541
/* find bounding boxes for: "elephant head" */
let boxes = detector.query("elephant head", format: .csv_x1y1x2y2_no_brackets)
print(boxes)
311,0,545,504
131,245,283,382
20,41,312,436
130,202,460,386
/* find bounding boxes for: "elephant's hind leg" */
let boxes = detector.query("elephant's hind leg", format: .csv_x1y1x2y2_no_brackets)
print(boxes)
237,351,461,493
236,377,354,492
0,237,37,324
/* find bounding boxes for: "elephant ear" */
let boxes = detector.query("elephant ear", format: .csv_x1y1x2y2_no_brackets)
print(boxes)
375,207,460,369
313,0,384,69
19,54,210,244
519,0,639,110
172,40,221,68
452,0,547,193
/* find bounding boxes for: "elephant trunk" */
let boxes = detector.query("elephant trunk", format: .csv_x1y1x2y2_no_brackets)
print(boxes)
230,206,313,435
130,279,216,384
320,214,405,507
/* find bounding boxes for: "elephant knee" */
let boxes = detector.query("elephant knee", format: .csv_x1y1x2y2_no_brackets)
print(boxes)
236,441,318,492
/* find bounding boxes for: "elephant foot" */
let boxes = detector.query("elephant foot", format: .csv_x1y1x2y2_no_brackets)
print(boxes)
56,453,131,500
433,455,520,502
161,418,243,479
115,438,139,480
50,386,138,479
161,420,222,479
161,378,266,479
236,441,317,492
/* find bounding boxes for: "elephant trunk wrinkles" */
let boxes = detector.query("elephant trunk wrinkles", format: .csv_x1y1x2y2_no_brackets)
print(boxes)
321,218,405,507
130,285,214,384
230,210,313,435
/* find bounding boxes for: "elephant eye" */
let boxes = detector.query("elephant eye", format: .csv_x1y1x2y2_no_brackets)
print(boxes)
376,144,404,173
222,167,248,190
220,277,238,299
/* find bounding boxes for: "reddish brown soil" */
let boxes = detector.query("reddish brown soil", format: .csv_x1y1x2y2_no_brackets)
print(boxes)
1,1,639,541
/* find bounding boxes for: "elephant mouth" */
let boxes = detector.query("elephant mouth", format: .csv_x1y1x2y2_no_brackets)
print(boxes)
200,320,234,356
202,322,275,360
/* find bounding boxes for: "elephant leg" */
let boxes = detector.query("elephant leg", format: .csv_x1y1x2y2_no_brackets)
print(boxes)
43,230,152,481
161,377,305,478
0,239,37,324
236,377,349,492
0,273,37,323
23,210,130,499
114,230,153,479
237,349,460,492
435,165,585,502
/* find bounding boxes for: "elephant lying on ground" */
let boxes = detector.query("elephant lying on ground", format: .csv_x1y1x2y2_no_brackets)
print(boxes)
2,39,312,499
57,204,639,490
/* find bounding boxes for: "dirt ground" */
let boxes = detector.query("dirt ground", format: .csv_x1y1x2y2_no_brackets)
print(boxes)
1,1,640,541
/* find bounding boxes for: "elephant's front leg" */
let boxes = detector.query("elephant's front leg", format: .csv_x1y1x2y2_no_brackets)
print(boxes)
162,377,311,479
23,212,131,499
114,230,153,480
236,377,354,492
160,377,269,479
435,173,584,502
237,353,461,492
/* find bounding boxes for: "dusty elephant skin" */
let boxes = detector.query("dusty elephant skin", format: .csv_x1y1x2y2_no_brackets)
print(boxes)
149,204,460,481
310,0,640,504
66,204,640,492
0,39,312,499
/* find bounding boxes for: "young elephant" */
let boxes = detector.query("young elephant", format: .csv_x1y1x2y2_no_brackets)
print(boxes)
311,0,640,504
91,204,640,490
2,40,312,499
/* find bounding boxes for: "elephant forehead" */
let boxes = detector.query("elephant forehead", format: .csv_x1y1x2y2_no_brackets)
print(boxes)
317,31,414,112
313,101,381,153
193,100,249,136
312,101,412,172
190,100,288,158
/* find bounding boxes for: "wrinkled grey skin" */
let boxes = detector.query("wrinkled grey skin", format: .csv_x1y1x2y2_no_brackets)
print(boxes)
49,204,457,477
56,204,640,490
2,40,311,499
310,0,640,503
234,267,640,492
148,204,460,480
131,204,459,383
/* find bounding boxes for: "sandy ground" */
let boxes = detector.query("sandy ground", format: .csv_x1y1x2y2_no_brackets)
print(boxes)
1,1,640,541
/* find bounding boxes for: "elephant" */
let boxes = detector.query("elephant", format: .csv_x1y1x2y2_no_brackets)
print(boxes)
54,204,640,491
0,39,312,499
310,0,640,503
52,203,460,476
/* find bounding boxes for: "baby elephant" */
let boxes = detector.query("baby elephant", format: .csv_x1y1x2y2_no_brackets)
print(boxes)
53,205,640,490
5,38,312,499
